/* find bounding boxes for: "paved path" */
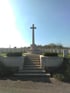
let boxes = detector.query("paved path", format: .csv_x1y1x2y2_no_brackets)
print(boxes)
0,77,70,93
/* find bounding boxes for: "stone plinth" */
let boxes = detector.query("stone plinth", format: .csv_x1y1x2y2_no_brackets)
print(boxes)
29,44,41,54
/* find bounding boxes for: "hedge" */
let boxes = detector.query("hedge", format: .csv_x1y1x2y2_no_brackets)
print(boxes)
44,52,58,56
7,52,22,57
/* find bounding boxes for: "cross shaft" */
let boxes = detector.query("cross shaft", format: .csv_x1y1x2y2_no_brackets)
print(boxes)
30,24,36,45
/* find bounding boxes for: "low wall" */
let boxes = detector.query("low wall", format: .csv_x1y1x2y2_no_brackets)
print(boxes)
0,56,24,71
68,58,70,63
40,55,63,69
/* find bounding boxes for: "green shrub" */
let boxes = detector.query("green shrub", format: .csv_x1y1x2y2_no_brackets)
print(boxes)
53,58,70,82
53,74,64,81
7,52,22,57
44,52,58,56
63,58,70,81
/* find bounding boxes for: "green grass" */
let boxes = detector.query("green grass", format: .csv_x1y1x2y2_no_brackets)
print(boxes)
58,53,70,58
66,54,70,58
0,53,7,57
58,53,63,57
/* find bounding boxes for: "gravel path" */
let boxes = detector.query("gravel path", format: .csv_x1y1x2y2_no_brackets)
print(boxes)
0,77,70,93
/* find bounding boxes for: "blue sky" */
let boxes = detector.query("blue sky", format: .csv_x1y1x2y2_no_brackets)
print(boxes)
0,0,70,47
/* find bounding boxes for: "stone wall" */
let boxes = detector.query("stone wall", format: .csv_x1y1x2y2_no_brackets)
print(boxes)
0,56,24,71
40,55,63,69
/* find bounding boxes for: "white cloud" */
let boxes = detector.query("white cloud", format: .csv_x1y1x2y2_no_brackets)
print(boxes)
0,0,28,48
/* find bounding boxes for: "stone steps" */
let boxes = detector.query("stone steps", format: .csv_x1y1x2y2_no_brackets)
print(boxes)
27,56,40,65
18,69,46,73
23,54,42,70
24,55,40,65
23,65,41,70
24,62,40,65
15,54,47,76
14,73,50,76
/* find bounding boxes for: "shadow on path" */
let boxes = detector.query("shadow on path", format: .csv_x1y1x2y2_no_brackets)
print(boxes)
0,76,51,83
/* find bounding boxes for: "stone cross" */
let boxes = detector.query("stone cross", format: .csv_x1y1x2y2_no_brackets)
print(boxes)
30,24,36,45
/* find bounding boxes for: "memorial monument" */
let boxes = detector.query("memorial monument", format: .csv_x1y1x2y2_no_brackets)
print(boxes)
29,24,41,54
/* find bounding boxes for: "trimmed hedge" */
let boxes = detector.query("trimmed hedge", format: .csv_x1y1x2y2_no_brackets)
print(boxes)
7,52,22,57
44,52,58,56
